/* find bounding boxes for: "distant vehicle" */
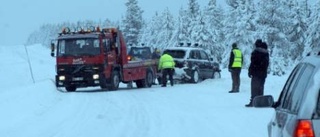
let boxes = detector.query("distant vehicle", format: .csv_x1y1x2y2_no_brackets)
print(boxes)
162,47,221,83
253,52,320,137
50,27,158,92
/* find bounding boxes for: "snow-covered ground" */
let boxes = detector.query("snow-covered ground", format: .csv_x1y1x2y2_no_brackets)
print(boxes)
0,44,289,137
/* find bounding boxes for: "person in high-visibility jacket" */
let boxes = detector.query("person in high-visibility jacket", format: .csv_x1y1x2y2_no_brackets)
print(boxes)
158,51,175,87
228,43,243,93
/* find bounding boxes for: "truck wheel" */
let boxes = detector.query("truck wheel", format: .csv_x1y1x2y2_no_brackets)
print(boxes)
191,69,200,83
65,85,76,92
144,70,153,88
99,74,107,89
136,70,153,88
136,81,143,88
212,71,221,79
108,71,120,91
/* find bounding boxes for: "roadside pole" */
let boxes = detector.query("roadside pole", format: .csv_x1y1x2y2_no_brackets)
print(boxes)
24,44,35,83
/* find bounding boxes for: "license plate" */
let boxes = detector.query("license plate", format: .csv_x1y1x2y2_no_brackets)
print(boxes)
73,77,83,81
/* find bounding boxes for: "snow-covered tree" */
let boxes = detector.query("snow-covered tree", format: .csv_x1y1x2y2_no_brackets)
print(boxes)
223,0,256,68
121,0,144,46
139,12,162,48
279,0,307,63
186,0,201,43
256,0,293,76
305,0,320,55
203,0,226,63
175,7,189,44
157,8,175,48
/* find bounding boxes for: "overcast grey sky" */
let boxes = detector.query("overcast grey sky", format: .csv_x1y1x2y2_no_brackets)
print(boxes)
0,0,223,46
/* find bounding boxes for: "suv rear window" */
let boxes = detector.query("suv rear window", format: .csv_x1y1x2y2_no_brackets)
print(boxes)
164,50,186,59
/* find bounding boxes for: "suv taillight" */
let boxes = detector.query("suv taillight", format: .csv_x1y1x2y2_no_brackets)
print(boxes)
294,120,314,137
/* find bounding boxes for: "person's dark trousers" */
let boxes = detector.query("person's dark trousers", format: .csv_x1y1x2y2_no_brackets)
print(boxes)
250,76,266,102
162,68,174,86
231,68,241,92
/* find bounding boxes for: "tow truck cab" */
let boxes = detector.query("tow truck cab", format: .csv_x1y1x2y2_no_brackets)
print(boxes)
51,27,157,92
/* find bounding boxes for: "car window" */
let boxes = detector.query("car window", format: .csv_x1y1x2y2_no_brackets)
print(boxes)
200,50,209,60
316,89,320,117
164,50,185,59
287,64,314,113
276,64,304,109
190,50,200,59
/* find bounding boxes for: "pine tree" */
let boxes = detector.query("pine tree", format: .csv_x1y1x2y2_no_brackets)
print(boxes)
223,0,256,68
256,0,292,76
186,0,201,43
204,0,225,63
305,0,320,55
174,7,189,45
157,8,175,48
122,0,144,46
139,12,162,48
284,0,309,61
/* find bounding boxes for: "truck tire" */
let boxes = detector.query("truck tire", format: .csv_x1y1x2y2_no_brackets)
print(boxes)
144,70,153,88
136,70,153,88
107,71,120,91
99,74,107,89
65,85,76,92
190,69,200,83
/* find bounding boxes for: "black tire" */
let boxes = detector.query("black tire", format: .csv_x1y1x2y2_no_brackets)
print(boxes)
65,85,76,92
144,70,153,88
107,71,120,91
191,69,200,83
136,80,143,88
136,70,153,88
212,71,221,79
99,74,107,89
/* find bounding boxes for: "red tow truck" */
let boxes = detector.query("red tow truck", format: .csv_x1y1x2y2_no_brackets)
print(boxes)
51,27,158,92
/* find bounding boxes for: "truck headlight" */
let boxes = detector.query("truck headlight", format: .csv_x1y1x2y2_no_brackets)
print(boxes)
59,76,65,81
93,74,99,80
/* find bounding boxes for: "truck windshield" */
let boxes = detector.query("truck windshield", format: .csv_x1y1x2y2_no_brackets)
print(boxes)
57,38,100,57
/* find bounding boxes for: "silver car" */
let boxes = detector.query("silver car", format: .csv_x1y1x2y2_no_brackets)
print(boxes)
254,53,320,137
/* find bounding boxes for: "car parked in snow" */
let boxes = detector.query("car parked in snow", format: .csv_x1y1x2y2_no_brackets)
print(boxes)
253,52,320,137
162,47,221,83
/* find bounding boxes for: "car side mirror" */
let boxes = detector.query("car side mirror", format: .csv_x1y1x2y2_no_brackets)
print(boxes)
50,43,55,57
253,95,274,108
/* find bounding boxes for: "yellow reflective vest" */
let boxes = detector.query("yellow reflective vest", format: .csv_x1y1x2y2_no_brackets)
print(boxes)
158,54,175,69
232,49,242,68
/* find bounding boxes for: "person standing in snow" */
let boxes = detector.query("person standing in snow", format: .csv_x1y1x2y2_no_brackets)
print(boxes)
152,48,161,59
152,48,162,85
246,40,270,107
158,51,175,87
228,43,243,93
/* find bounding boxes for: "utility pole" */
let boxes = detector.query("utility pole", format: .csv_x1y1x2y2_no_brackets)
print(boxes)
24,44,35,83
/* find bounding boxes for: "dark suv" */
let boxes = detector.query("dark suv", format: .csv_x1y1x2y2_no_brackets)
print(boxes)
162,47,221,83
254,53,320,137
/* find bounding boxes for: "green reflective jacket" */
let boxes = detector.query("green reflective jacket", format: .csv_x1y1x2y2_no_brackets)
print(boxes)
158,54,175,69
